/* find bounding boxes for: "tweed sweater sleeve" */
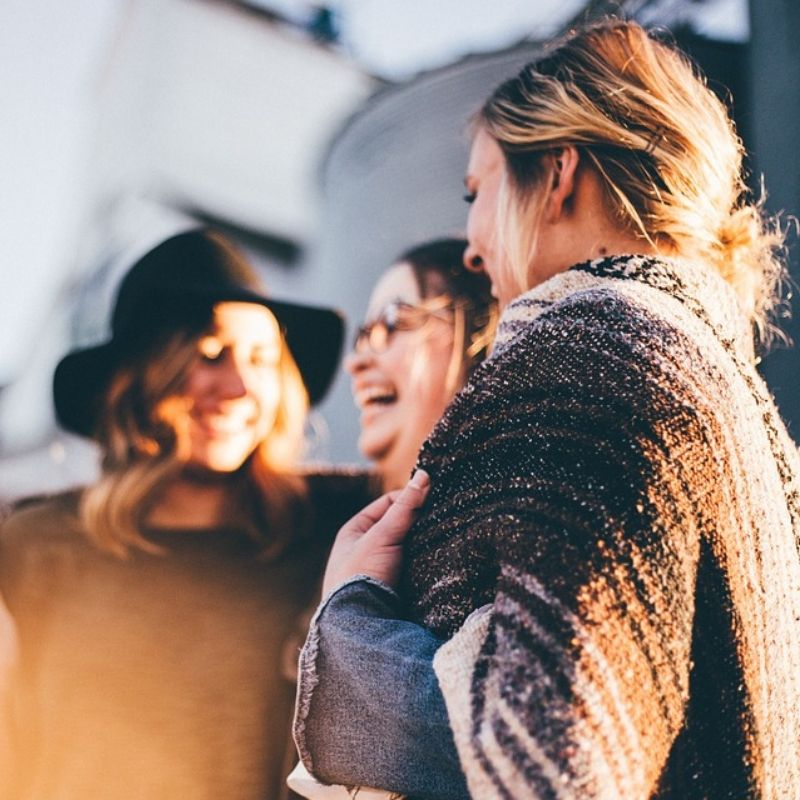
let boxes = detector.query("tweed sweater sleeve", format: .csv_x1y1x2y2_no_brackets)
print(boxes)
407,286,739,799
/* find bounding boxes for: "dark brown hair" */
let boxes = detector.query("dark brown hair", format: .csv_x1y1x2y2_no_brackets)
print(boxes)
399,238,498,378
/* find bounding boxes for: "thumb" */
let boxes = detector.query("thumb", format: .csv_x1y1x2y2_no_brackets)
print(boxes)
393,469,430,510
370,469,430,546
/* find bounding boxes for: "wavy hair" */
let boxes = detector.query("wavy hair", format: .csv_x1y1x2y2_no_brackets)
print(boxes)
478,19,787,346
79,325,308,558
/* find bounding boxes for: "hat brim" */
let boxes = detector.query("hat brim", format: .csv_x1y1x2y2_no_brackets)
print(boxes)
53,290,344,439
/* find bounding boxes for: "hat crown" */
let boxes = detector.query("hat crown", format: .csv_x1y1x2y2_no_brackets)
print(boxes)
111,230,262,338
54,229,345,438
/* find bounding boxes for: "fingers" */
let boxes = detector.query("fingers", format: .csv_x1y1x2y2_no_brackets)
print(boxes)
392,469,430,510
369,470,430,546
321,472,431,594
341,493,397,537
336,471,430,545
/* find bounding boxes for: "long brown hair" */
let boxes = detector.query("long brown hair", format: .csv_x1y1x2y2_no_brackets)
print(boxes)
79,324,308,558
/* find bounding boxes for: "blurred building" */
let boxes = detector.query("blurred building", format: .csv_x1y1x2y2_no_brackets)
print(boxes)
0,0,375,500
0,0,796,501
310,43,546,461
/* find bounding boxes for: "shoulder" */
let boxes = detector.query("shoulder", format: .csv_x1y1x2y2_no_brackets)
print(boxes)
1,490,82,547
481,285,694,399
302,467,379,520
0,490,86,598
511,285,672,352
430,283,713,463
293,468,379,547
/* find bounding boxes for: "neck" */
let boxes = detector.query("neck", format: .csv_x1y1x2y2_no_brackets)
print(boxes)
533,230,660,291
146,471,240,529
376,421,444,492
378,450,419,492
529,162,663,289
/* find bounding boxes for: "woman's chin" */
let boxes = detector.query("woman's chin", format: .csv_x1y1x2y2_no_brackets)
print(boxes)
180,463,243,484
357,418,396,460
184,447,256,477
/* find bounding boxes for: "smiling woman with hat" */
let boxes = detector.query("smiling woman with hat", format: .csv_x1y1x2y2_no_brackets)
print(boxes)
0,228,372,799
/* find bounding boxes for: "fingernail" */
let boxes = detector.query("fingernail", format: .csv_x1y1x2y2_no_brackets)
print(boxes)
409,469,429,489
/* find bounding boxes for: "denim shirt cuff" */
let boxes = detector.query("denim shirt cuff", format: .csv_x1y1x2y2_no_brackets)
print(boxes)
320,575,399,617
293,575,399,773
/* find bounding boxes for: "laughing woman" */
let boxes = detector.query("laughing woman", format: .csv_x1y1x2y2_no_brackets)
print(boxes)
347,239,496,491
293,20,800,800
287,239,496,799
0,230,370,800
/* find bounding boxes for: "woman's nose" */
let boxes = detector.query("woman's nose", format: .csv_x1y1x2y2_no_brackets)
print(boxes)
217,359,248,399
463,243,484,274
345,344,373,376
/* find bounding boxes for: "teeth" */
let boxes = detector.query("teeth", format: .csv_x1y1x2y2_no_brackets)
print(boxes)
196,414,250,434
357,385,397,407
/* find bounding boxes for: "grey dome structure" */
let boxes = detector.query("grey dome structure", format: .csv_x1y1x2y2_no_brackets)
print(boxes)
311,41,546,463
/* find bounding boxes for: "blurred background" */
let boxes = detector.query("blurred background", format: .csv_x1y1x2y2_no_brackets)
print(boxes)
0,0,797,502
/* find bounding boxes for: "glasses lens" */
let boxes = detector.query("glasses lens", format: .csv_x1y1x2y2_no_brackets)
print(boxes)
354,318,391,353
368,320,391,352
353,299,456,354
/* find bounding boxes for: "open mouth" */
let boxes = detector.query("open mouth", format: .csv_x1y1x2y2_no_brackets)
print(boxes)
194,414,252,437
356,385,398,409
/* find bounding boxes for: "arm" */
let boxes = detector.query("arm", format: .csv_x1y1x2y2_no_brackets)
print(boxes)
294,577,470,800
433,522,697,800
0,508,48,800
293,476,470,800
0,589,21,798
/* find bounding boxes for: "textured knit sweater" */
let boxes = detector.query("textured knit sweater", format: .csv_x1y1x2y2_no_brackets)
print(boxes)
0,471,372,800
402,254,800,800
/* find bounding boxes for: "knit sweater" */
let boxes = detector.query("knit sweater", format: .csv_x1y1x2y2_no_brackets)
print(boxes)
402,254,800,800
0,471,372,800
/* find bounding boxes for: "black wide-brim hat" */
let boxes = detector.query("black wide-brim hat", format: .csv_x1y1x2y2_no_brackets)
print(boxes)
54,229,345,439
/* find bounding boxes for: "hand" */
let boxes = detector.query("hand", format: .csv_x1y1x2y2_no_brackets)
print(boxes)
322,470,430,596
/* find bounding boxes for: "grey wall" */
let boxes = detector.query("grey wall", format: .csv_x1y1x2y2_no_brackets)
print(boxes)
310,43,545,464
750,0,800,440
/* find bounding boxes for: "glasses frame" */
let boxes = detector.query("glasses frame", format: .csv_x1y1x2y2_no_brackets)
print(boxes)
352,296,459,354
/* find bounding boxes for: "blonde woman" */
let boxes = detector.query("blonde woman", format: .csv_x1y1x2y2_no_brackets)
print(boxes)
0,229,371,799
293,20,800,800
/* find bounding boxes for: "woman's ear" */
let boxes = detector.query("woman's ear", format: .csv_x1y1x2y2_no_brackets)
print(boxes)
544,145,580,222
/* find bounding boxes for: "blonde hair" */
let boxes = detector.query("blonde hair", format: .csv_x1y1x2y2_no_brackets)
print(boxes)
479,19,787,345
80,325,309,558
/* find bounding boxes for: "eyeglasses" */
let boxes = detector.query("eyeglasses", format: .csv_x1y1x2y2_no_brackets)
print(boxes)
353,297,456,354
